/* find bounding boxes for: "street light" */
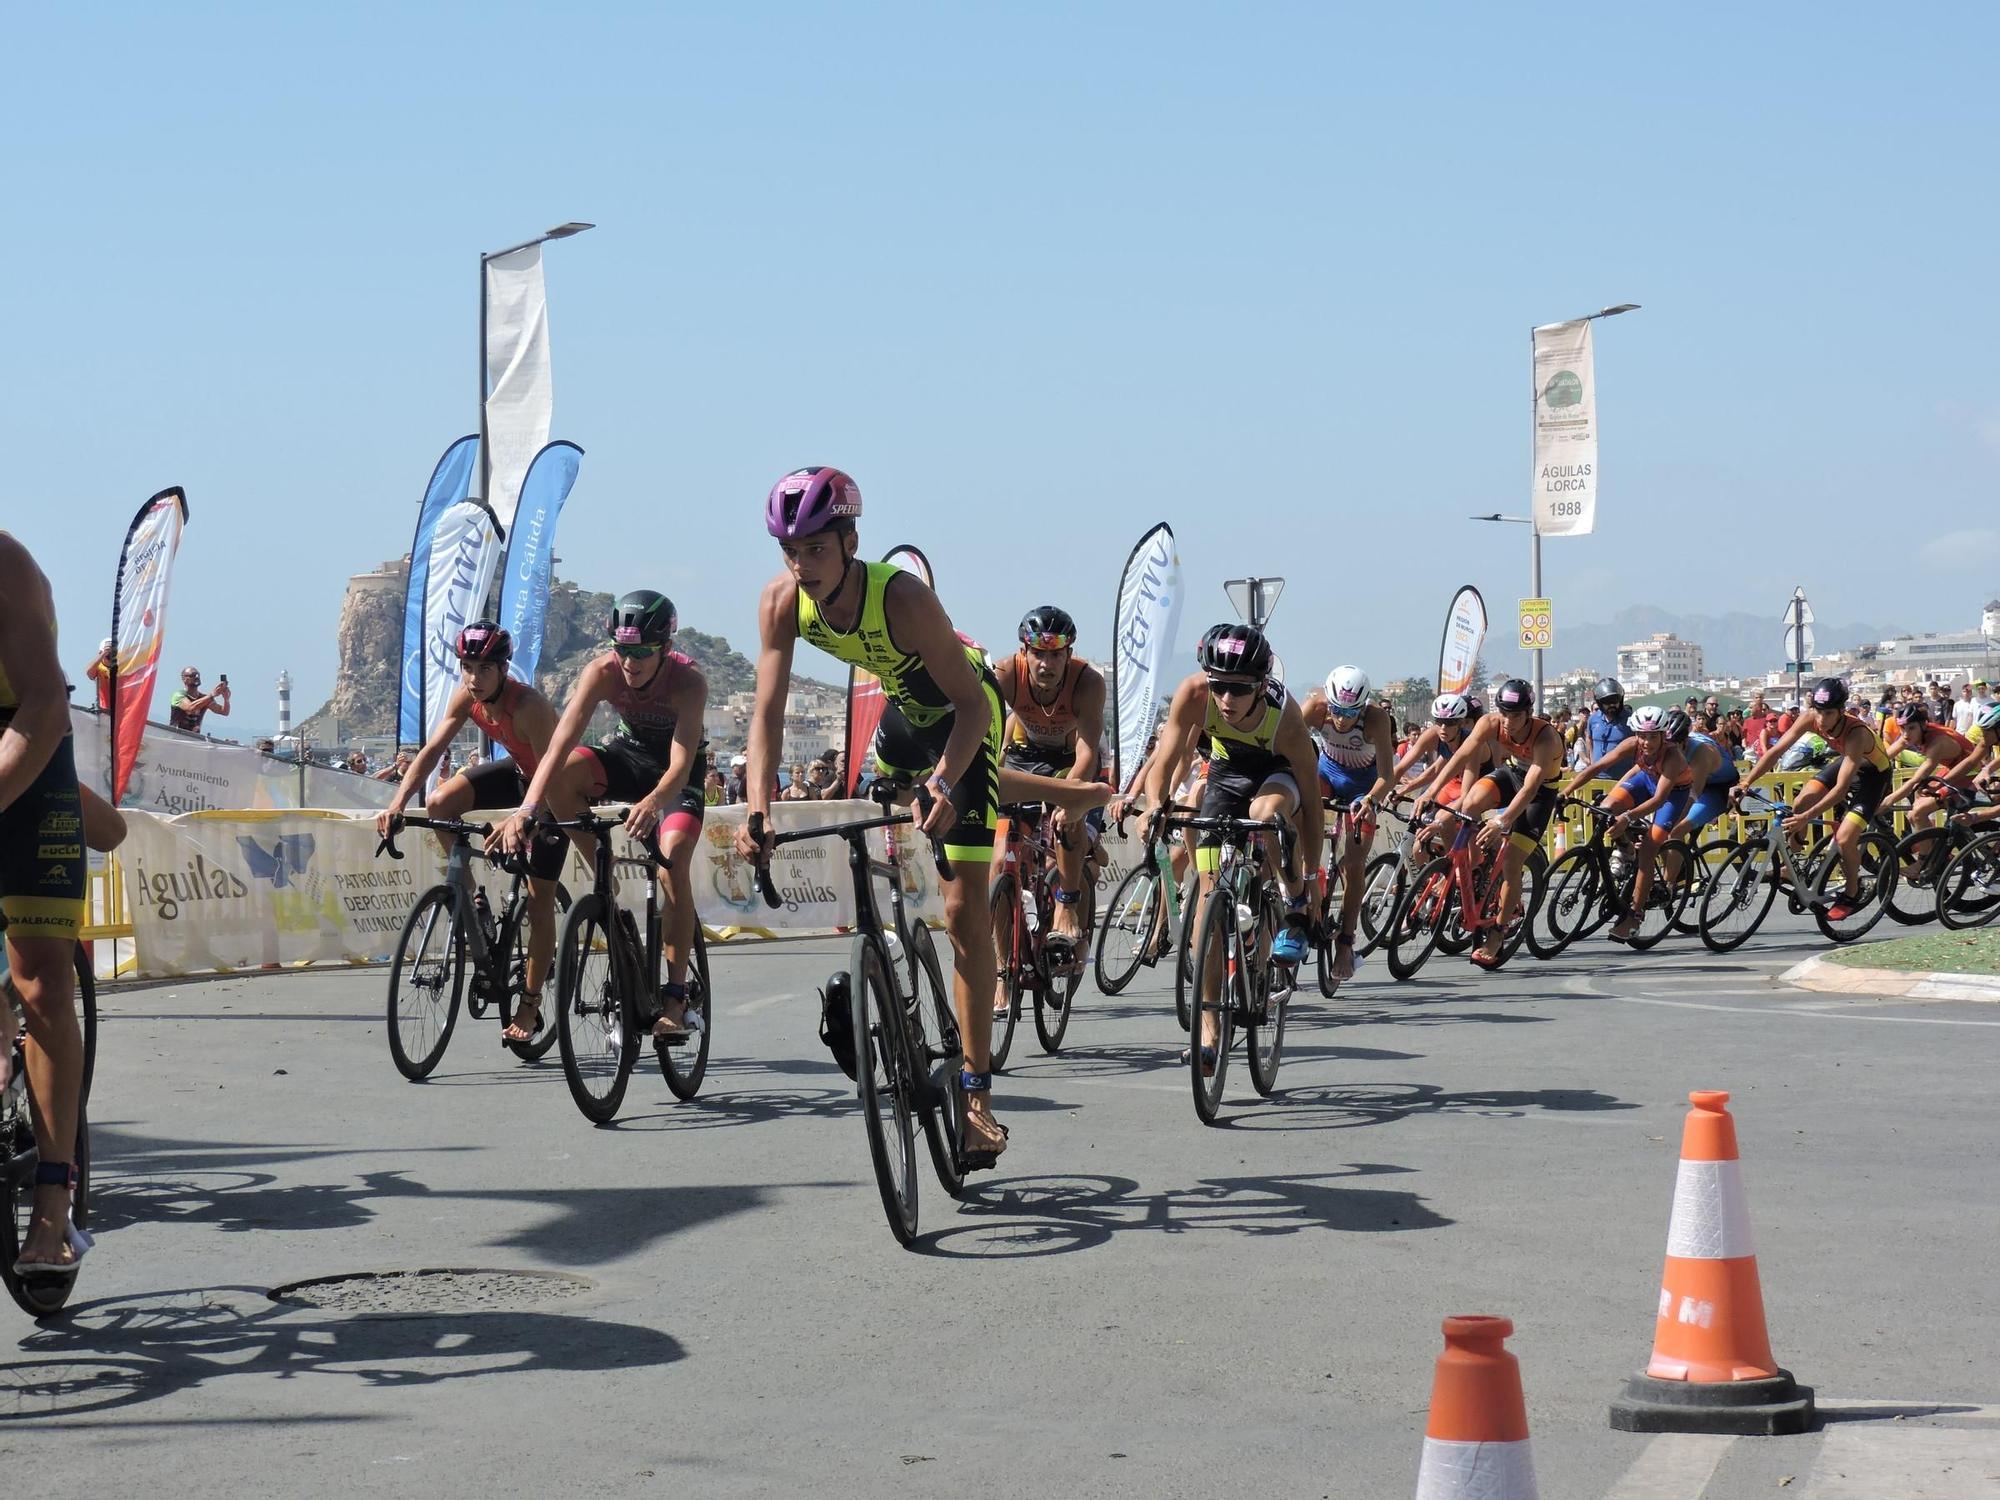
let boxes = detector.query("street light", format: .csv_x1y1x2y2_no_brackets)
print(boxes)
1508,301,1642,706
478,222,596,504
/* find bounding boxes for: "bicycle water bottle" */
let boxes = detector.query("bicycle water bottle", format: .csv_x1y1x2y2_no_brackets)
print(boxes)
1022,886,1040,934
472,887,495,944
883,926,904,967
1235,901,1256,934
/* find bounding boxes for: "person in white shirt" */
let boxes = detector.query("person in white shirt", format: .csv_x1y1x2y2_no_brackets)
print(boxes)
1953,682,1980,736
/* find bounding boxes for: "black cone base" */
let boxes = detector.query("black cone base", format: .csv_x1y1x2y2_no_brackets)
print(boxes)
1609,1369,1815,1435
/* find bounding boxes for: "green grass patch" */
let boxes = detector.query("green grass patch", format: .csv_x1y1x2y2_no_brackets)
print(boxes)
1826,927,2000,975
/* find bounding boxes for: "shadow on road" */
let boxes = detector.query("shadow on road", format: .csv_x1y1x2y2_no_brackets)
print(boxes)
1,1285,684,1422
915,1164,1451,1258
1210,1081,1639,1134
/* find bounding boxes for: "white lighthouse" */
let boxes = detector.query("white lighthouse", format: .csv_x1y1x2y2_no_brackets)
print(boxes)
277,669,292,737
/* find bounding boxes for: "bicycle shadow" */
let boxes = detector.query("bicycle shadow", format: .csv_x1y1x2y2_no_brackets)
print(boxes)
915,1165,1451,1259
2,1283,684,1422
1209,1082,1640,1134
606,1083,1083,1132
1000,1041,1420,1084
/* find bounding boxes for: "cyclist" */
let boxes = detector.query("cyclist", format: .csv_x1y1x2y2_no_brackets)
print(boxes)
737,467,1010,1167
1879,700,1979,837
1300,666,1395,984
992,605,1107,973
1394,691,1487,853
1143,624,1323,1070
380,621,569,1043
0,532,87,1276
496,591,709,1042
1734,676,1890,921
1418,679,1561,968
1585,676,1631,761
1569,706,1710,941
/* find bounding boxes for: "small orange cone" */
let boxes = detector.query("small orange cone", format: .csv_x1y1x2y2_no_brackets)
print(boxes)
1414,1315,1540,1499
1609,1090,1814,1434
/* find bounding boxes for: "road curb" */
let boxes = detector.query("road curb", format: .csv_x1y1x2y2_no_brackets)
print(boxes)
1781,954,2000,1002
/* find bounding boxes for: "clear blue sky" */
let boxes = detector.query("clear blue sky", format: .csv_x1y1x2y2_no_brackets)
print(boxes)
7,4,1996,735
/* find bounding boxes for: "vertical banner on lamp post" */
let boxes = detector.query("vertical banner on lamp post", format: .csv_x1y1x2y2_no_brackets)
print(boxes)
483,245,554,531
1532,318,1598,536
1436,585,1487,696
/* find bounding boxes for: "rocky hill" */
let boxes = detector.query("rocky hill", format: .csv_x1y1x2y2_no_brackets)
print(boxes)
300,559,820,743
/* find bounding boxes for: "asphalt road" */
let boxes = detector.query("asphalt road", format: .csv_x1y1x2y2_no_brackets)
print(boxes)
10,910,1998,1498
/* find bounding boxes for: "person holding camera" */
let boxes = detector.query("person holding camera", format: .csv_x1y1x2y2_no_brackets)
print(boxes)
167,666,229,733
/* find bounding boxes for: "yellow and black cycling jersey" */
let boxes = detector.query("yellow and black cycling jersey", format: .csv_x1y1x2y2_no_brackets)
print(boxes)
1204,677,1289,778
796,561,985,730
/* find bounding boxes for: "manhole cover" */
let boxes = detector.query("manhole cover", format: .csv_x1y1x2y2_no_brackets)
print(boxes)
268,1268,592,1315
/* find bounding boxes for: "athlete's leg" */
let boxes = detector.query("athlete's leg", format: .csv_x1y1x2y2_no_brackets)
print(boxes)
7,931,82,1269
652,812,703,1033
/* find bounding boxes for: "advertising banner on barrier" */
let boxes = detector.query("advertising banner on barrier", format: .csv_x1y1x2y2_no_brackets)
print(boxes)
1108,522,1182,790
399,436,481,747
107,487,190,801
1532,318,1598,536
71,706,397,814
1436,585,1487,696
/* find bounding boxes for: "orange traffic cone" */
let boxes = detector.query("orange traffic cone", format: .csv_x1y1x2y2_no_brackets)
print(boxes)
1609,1090,1814,1434
1414,1315,1540,1499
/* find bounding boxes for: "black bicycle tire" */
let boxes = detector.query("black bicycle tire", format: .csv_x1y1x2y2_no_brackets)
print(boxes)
386,886,464,1081
661,922,713,1099
1812,828,1899,943
1354,851,1403,958
1625,840,1693,951
554,895,637,1124
1246,886,1288,1098
501,881,572,1062
906,922,965,1198
1530,848,1593,958
1885,827,1950,927
1698,840,1776,953
1092,863,1159,997
1189,880,1236,1124
1937,830,2000,930
987,873,1026,1072
1385,858,1452,980
1035,881,1089,1054
72,944,97,1113
1,1097,88,1317
1174,878,1198,1031
851,935,920,1245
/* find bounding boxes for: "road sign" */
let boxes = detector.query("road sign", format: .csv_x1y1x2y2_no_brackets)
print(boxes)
1224,577,1286,630
1517,597,1554,652
1783,587,1816,670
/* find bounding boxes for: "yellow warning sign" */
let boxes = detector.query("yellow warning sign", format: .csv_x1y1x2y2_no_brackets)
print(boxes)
1518,597,1553,652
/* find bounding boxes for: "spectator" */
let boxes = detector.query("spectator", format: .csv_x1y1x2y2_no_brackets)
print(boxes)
781,762,814,801
832,749,848,793
1719,708,1746,758
1954,681,1980,735
1743,693,1774,755
727,753,748,804
255,737,276,755
703,768,726,806
167,666,230,733
84,638,115,711
808,758,838,800
1585,678,1631,760
437,748,453,783
372,751,412,783
465,746,485,770
1930,679,1954,724
346,750,369,776
1775,700,1799,738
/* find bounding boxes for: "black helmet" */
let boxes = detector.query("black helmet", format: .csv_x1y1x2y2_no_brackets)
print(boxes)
1809,676,1849,711
1018,605,1077,650
1895,699,1929,727
1663,709,1693,744
455,619,512,665
1592,675,1623,704
607,590,677,646
1197,623,1273,679
1496,678,1534,713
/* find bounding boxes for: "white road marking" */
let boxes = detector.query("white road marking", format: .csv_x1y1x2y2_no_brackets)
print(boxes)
1602,1433,1732,1499
730,990,802,1016
1565,974,2000,1027
1805,1425,2000,1497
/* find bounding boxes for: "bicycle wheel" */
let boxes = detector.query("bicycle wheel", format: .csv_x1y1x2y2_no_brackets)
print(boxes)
1246,887,1288,1098
1385,858,1453,980
73,944,97,1111
554,896,637,1124
1812,828,1898,943
1173,878,1198,1031
1673,840,1725,934
851,935,920,1245
660,922,713,1100
1035,881,1090,1054
987,873,1025,1071
1092,862,1160,997
1,1101,89,1317
1529,849,1595,959
502,882,572,1063
1885,827,1950,927
1698,840,1778,953
1624,841,1693,951
1314,924,1337,999
1354,850,1403,957
1188,880,1237,1124
1490,850,1545,965
386,886,464,1081
906,922,965,1197
1937,830,2000,930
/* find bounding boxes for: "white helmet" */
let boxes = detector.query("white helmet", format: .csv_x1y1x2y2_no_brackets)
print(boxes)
1323,665,1370,715
1629,705,1669,733
1431,691,1470,723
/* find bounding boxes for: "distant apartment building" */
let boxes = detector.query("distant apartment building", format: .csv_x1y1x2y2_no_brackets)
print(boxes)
1617,633,1705,694
1843,600,2000,688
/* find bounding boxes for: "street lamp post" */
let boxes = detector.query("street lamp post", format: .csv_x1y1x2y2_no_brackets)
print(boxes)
478,221,594,505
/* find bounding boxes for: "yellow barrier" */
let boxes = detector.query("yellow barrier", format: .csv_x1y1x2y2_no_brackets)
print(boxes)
1543,767,1931,857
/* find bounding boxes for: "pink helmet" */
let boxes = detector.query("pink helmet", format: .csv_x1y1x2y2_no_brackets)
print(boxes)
766,467,862,539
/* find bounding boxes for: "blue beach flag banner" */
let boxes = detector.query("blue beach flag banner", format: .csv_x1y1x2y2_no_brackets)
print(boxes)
496,441,584,693
398,435,480,745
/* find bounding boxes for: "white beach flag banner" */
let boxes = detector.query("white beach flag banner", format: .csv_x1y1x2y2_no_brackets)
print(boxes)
482,245,553,529
1532,318,1598,536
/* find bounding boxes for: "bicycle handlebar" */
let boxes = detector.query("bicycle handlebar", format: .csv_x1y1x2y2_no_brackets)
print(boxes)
745,785,954,911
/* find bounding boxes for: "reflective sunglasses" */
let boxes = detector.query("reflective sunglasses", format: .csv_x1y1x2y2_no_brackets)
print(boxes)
613,642,661,661
1023,633,1072,652
1206,676,1258,700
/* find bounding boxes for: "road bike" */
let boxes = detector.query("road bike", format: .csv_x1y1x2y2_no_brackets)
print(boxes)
548,810,713,1123
1529,796,1692,956
377,815,573,1080
1384,805,1544,978
1310,796,1411,995
1160,810,1297,1125
749,785,969,1246
1935,824,2000,930
990,802,1098,1064
0,936,94,1317
1695,788,1898,950
1885,778,1995,926
1093,805,1201,1031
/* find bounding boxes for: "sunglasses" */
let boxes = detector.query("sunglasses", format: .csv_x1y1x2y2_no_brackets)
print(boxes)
1023,634,1072,652
1207,676,1258,700
613,642,661,661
